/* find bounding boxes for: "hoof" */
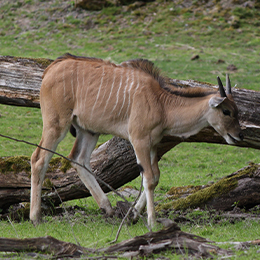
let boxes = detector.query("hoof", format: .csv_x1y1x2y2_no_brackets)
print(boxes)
31,217,41,226
30,211,42,226
100,207,115,217
132,211,140,224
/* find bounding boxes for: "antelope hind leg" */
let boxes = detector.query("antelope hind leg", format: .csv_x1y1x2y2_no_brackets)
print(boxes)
133,190,146,222
30,127,68,225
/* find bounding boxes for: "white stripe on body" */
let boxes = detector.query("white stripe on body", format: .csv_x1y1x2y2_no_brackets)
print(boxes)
80,64,84,112
71,61,75,101
63,63,66,98
117,69,130,117
111,68,124,114
94,68,110,116
90,66,105,120
124,70,135,120
101,70,116,118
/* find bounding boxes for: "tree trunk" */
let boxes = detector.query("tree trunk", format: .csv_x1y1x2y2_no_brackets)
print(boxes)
0,55,260,215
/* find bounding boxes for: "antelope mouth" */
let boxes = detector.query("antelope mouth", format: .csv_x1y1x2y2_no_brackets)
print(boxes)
227,133,238,144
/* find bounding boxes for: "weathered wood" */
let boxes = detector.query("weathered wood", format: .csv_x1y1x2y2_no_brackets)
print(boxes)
1,156,260,219
0,235,93,257
0,222,232,258
205,164,260,211
101,221,232,258
0,55,51,108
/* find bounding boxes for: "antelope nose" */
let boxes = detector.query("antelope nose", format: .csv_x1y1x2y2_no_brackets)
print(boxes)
239,132,244,141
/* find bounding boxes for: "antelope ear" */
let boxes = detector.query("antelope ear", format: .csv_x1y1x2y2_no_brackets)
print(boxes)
209,96,226,108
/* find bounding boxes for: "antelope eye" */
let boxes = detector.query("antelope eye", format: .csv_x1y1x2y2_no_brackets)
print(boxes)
223,109,231,116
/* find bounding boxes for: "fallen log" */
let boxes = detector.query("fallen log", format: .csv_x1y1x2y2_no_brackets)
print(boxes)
0,138,139,212
1,156,260,221
0,55,51,108
0,221,233,258
156,163,260,212
0,236,93,257
0,55,260,149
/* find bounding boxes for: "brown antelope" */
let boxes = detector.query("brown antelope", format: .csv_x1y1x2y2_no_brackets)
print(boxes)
30,53,243,227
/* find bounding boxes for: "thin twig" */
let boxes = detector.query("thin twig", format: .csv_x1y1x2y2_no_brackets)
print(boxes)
176,233,185,256
53,186,81,247
111,173,151,244
7,216,20,238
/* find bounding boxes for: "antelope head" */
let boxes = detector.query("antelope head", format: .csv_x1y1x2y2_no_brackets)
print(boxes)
207,74,244,144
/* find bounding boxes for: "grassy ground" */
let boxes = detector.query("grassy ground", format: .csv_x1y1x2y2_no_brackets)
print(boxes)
0,0,260,258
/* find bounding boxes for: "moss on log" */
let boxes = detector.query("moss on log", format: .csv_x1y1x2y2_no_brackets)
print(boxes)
156,163,260,212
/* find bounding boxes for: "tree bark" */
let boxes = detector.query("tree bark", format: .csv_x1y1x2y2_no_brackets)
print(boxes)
0,55,260,214
0,55,52,108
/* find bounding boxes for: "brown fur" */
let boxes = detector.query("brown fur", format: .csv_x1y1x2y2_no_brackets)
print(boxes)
163,86,217,97
120,58,168,88
44,54,168,89
43,53,110,78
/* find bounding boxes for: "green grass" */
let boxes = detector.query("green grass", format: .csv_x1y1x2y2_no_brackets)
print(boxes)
0,0,260,258
159,143,259,187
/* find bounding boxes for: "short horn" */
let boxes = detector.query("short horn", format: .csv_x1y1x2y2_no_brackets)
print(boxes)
226,74,231,95
217,76,227,97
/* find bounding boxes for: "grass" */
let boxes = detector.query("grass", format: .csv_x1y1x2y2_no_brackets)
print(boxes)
0,0,260,258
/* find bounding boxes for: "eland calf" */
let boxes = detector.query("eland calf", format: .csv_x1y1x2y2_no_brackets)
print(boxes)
30,53,243,227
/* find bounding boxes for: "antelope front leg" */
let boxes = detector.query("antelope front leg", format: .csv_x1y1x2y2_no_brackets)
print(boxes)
132,141,158,228
134,148,160,226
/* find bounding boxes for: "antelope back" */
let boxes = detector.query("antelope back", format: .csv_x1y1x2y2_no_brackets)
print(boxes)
41,54,166,138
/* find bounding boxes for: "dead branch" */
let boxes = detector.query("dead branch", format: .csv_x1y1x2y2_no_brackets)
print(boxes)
0,222,233,258
0,235,93,257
